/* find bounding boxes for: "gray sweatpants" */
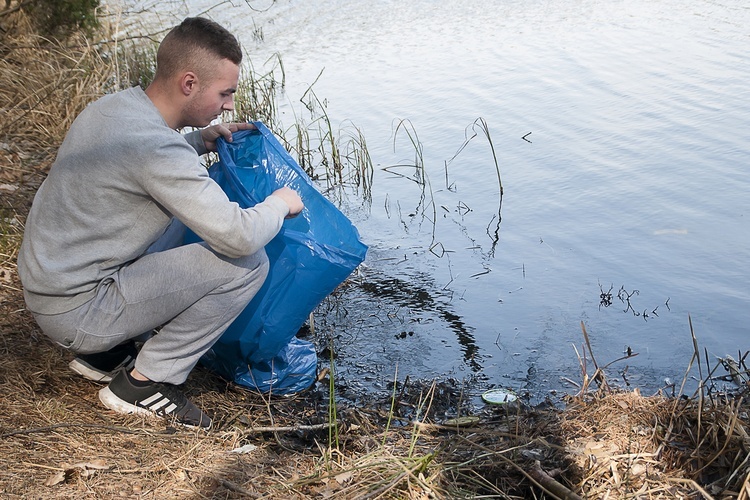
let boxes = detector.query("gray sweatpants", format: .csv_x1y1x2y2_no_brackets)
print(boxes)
31,223,269,385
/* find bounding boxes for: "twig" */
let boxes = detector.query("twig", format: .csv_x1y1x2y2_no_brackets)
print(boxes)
359,458,430,500
739,469,750,500
695,397,742,476
216,478,262,498
0,0,31,18
689,314,704,381
666,477,715,499
528,461,584,500
1,422,161,438
238,422,336,436
411,421,543,443
601,352,640,370
580,321,599,370
580,322,609,391
455,434,579,499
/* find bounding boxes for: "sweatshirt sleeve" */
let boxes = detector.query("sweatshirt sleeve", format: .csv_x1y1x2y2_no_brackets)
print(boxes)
183,130,208,156
140,138,290,258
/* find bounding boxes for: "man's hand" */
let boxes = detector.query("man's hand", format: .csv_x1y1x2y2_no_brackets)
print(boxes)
200,122,256,152
272,187,304,219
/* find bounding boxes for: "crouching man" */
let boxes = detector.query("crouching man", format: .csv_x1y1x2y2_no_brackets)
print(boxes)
17,17,303,429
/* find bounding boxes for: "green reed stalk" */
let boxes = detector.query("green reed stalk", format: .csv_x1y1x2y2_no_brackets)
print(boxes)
381,366,399,448
328,336,339,451
392,119,438,243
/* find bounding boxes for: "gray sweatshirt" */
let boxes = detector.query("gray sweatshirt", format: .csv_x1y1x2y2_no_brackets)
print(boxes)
18,86,289,315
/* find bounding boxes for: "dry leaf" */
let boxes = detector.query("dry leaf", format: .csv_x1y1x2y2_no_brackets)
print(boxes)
334,471,353,485
629,463,647,476
229,443,258,454
73,459,109,477
72,459,109,470
0,267,12,284
46,459,110,484
44,470,67,487
311,484,336,498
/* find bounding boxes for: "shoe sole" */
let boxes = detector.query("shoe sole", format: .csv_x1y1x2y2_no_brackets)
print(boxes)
98,386,210,430
70,355,137,383
99,385,153,416
69,359,113,383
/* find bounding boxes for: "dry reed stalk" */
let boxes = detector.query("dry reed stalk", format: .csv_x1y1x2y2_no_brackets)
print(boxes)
559,320,750,498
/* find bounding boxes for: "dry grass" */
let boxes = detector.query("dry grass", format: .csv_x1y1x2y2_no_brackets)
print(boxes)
561,391,750,498
1,16,106,151
2,4,750,499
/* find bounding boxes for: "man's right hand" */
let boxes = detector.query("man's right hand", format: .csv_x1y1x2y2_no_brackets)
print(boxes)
271,187,304,219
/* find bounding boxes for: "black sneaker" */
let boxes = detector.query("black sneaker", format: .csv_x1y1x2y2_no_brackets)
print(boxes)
69,341,138,383
98,369,212,429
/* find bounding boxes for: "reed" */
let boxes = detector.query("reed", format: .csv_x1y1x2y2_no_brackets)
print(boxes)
446,117,504,198
110,37,158,90
448,117,505,254
267,74,374,199
299,74,344,186
387,119,439,243
385,118,426,186
231,53,284,130
338,121,374,202
566,320,750,497
0,21,104,150
327,335,340,453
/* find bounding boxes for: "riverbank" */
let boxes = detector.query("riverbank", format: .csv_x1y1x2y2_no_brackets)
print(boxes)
1,3,749,498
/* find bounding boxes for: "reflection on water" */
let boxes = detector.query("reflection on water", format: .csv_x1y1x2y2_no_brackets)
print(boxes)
313,265,484,386
359,276,481,372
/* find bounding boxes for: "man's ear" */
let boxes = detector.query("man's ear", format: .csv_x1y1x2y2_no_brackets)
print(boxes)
180,71,199,96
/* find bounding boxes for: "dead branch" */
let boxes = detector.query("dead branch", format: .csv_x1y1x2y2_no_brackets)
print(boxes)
529,461,584,500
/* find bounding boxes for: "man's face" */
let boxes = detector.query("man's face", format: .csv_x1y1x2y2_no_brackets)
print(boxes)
184,58,240,127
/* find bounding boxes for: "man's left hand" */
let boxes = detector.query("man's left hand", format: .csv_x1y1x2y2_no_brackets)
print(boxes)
201,122,256,152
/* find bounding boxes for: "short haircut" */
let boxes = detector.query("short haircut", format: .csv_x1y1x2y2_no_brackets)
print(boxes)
155,17,242,81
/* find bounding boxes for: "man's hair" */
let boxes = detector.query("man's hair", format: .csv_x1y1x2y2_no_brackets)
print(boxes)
155,17,242,81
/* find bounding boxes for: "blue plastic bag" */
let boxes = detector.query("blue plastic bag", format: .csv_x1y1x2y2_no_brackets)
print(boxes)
197,122,367,394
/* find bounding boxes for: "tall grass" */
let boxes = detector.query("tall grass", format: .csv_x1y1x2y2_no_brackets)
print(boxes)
0,18,106,151
231,53,284,130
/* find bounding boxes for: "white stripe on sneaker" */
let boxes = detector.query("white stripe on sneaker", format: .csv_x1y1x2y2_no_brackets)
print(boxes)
140,392,165,407
147,398,171,412
139,392,180,414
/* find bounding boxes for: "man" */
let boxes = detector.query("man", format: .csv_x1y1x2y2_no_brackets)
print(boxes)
17,17,303,429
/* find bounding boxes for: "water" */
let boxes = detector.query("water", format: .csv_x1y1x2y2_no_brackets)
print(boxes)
123,0,750,401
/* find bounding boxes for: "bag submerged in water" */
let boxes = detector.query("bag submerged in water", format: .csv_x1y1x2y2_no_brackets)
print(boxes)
195,122,367,394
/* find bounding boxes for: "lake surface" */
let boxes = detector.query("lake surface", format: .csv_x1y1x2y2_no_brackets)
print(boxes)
121,0,750,402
